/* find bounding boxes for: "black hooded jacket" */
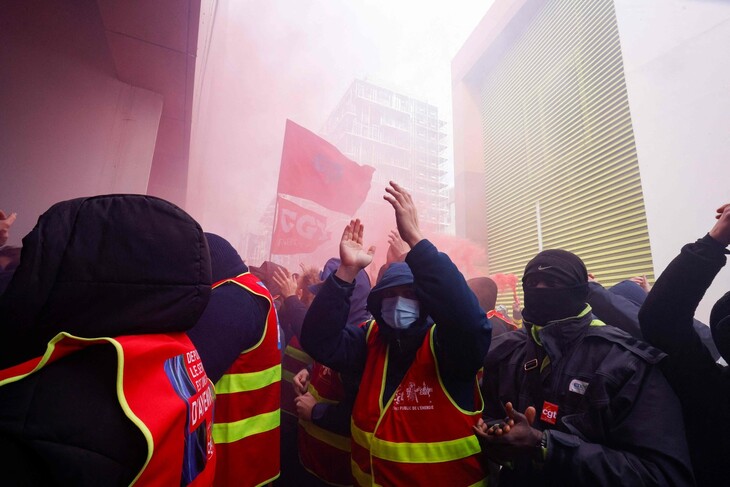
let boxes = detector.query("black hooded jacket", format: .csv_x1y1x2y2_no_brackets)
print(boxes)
0,195,211,485
483,309,695,486
639,234,730,486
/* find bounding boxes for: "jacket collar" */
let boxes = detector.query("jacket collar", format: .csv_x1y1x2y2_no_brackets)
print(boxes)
525,305,593,363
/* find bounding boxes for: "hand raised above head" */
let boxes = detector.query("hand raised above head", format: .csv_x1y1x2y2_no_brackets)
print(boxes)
0,210,17,247
335,219,375,283
710,203,730,246
272,266,298,299
386,229,409,264
383,181,424,249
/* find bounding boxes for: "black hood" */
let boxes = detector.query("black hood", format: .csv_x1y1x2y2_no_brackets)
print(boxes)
0,195,211,367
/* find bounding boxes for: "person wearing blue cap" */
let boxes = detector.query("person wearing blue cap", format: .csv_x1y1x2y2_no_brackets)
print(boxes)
301,181,491,486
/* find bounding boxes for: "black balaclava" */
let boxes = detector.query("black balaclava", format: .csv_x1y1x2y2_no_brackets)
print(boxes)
710,291,730,362
205,233,247,283
521,249,589,325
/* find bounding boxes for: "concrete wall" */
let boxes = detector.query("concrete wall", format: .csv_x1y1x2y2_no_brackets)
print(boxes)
0,0,162,245
615,0,730,321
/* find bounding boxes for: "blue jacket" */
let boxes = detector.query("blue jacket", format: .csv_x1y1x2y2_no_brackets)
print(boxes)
301,239,491,411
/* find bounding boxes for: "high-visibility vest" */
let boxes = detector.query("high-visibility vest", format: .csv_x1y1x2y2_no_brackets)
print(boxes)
281,335,313,417
351,322,486,487
298,361,353,486
0,331,216,486
212,272,281,487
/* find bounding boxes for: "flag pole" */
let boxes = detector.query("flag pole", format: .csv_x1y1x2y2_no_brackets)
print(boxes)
269,195,279,263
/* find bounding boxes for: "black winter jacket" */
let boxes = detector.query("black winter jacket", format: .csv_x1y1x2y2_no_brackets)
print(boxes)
639,234,730,486
0,195,211,485
482,308,695,486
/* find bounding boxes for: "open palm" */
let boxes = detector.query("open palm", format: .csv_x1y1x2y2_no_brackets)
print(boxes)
340,219,375,270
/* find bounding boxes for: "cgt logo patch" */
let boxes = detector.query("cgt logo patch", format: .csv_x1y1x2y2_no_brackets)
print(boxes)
540,401,559,425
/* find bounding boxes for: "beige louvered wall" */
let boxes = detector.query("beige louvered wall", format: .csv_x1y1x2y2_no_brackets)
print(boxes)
479,0,653,301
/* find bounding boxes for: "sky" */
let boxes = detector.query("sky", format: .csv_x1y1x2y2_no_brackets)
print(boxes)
187,0,496,265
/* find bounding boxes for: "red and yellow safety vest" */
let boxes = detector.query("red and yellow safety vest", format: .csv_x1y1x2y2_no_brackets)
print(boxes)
0,331,216,486
281,335,313,417
351,322,486,487
298,361,353,486
211,273,281,487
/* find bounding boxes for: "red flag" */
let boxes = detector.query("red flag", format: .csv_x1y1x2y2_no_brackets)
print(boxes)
271,197,331,255
278,120,375,215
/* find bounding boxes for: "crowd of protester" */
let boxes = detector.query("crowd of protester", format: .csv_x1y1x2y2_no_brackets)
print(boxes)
0,191,728,486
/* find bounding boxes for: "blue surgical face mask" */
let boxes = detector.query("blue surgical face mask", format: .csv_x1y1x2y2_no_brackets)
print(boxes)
381,296,420,330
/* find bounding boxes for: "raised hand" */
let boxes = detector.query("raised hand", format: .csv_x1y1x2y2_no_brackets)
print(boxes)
383,181,424,249
0,210,17,247
628,275,652,293
710,203,730,246
335,219,375,283
386,229,409,264
272,266,298,299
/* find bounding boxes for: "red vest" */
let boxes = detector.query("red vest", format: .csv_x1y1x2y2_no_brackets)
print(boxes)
298,361,353,486
0,332,216,486
211,272,282,487
281,335,313,417
351,322,486,487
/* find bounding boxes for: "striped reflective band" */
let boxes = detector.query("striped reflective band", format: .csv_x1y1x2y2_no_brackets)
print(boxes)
371,435,481,463
212,409,280,444
309,384,338,405
351,459,372,487
352,421,480,463
284,345,312,364
299,419,350,452
351,421,372,450
216,364,281,394
282,369,295,383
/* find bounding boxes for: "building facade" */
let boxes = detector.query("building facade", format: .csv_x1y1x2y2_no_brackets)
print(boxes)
323,79,450,233
453,0,653,290
452,0,730,319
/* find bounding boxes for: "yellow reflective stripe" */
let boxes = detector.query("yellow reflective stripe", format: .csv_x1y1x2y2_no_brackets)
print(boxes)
351,420,372,450
282,369,295,383
540,355,551,373
299,419,351,452
370,434,481,463
215,364,280,394
309,383,338,404
590,319,606,327
284,345,312,364
252,472,280,487
351,458,372,487
0,332,68,387
212,409,280,444
467,479,489,487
